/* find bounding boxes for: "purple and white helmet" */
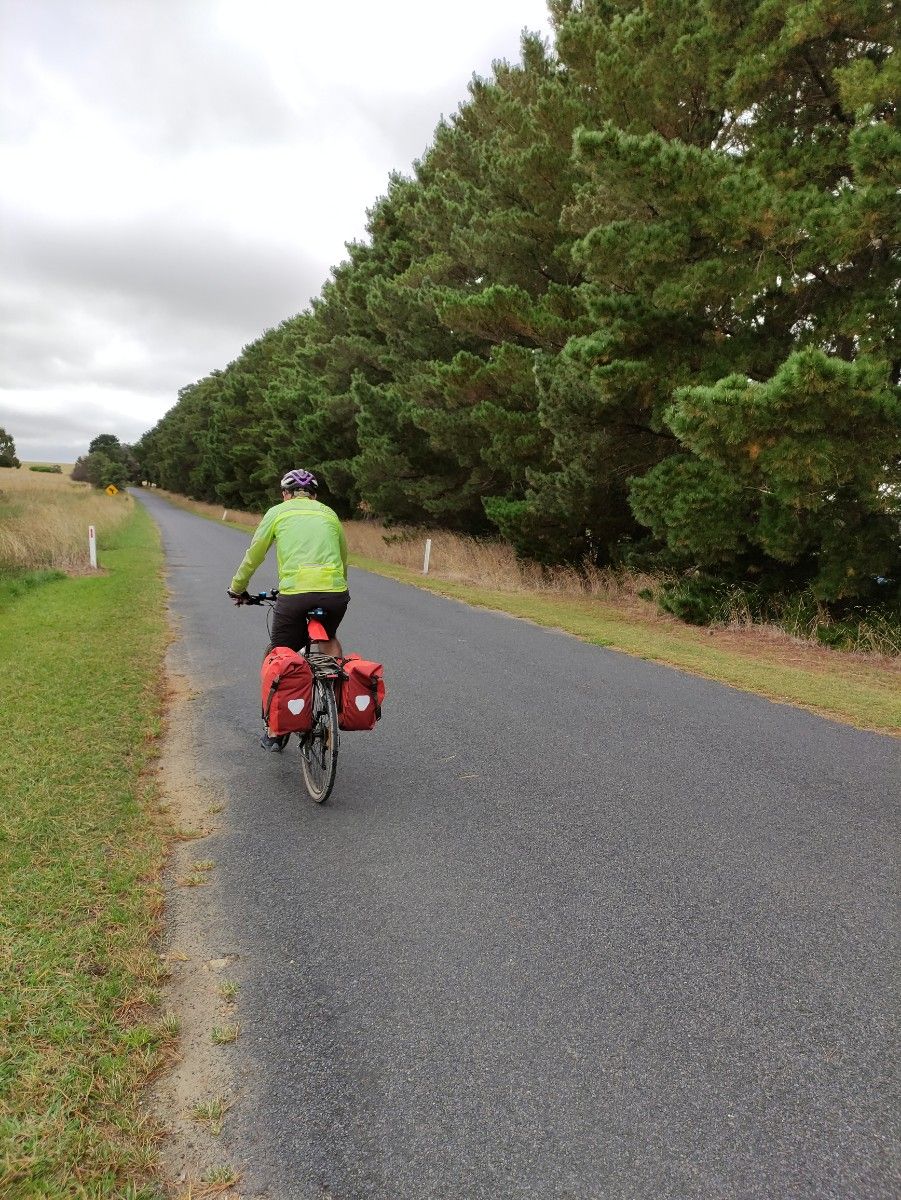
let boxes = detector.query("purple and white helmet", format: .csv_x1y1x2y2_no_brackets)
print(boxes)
280,468,318,494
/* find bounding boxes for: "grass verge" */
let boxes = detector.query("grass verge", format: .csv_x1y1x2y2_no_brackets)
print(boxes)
153,489,899,733
0,502,171,1197
0,568,67,607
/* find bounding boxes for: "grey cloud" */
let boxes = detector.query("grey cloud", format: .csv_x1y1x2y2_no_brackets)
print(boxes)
0,210,325,456
3,0,302,152
336,24,548,180
0,394,157,460
0,267,299,400
4,207,327,332
340,83,470,171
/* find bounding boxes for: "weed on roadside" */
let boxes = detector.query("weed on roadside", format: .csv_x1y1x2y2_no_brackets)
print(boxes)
210,1024,240,1045
190,1096,233,1136
159,1011,181,1038
199,1163,241,1191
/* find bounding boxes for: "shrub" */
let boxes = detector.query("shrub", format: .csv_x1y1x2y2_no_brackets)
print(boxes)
657,575,735,625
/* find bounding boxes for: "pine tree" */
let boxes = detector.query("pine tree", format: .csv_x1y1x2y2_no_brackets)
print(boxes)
646,1,896,598
355,35,593,536
546,0,899,597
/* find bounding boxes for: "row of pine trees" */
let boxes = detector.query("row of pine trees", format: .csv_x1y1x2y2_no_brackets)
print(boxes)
136,0,899,617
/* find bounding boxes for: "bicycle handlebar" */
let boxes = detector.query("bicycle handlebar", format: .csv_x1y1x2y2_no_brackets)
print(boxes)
232,588,279,605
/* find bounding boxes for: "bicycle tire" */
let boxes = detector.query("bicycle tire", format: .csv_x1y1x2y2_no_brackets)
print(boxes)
300,677,339,803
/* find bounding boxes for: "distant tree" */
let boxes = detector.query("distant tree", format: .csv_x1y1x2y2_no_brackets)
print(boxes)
71,456,90,483
103,459,130,490
0,427,21,468
76,450,129,490
118,443,141,483
77,435,139,485
88,433,122,455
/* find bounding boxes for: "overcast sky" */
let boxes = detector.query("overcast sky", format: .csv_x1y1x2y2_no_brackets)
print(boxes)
0,0,552,462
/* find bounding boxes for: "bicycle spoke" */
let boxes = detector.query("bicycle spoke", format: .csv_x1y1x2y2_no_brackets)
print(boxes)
300,676,339,803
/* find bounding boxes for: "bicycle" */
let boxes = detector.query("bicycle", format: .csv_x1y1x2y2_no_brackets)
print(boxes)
239,589,343,804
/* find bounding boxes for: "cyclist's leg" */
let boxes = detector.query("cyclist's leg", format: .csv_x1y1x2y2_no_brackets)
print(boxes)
321,590,347,657
268,593,311,653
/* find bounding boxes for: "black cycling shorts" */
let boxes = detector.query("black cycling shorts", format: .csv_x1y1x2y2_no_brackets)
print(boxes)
268,590,350,652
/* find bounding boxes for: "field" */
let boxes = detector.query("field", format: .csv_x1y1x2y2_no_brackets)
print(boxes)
0,465,131,575
155,491,900,734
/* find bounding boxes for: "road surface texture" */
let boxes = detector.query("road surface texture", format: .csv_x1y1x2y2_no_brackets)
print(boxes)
137,490,898,1199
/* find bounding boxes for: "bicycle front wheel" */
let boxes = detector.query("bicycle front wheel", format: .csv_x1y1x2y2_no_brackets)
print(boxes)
300,678,339,803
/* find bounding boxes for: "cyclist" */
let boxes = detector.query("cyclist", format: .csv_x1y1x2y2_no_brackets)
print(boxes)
227,468,350,749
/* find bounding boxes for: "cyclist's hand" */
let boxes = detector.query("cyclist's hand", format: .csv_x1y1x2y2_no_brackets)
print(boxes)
227,588,250,605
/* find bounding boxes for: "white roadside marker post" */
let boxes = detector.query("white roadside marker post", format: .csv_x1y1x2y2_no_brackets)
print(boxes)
88,524,97,569
222,510,228,521
423,537,432,575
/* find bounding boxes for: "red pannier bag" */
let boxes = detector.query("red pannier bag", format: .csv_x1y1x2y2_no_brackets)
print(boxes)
338,654,386,731
260,646,314,736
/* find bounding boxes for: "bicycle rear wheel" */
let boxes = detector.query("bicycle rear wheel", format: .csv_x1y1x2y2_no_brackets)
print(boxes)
300,677,339,803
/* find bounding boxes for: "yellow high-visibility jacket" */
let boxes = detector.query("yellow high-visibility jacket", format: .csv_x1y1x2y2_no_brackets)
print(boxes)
229,496,348,595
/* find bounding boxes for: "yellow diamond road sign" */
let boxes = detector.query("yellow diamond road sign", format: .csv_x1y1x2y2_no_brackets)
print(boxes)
105,484,119,495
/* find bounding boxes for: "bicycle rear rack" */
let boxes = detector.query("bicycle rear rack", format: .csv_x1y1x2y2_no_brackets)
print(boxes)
306,651,344,680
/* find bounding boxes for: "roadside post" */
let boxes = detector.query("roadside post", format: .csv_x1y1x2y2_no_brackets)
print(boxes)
423,538,432,575
88,525,97,569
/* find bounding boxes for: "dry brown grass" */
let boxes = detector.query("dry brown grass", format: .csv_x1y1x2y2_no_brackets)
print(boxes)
343,520,660,610
0,468,132,572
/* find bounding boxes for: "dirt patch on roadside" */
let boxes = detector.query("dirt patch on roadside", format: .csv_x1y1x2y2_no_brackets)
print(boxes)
151,665,247,1199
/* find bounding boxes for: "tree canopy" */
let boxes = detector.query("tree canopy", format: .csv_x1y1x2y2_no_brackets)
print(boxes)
134,0,899,616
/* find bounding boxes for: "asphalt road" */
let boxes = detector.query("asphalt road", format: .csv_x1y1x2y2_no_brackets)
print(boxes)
137,490,899,1199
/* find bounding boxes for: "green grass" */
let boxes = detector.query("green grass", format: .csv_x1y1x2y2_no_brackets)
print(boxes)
190,1095,231,1136
210,1024,239,1046
0,569,67,607
348,554,901,734
0,504,171,1198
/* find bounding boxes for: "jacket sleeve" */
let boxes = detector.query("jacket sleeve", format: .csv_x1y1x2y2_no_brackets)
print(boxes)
229,509,277,593
338,522,348,575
